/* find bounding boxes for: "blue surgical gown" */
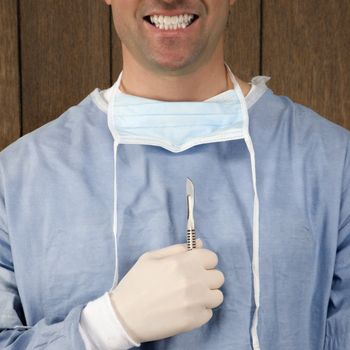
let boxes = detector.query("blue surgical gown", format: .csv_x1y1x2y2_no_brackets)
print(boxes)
0,84,350,349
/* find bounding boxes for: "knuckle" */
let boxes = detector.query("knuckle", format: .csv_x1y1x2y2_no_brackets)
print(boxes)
169,258,189,283
182,281,206,308
210,251,219,265
181,297,192,312
180,300,196,327
218,270,225,284
183,281,200,300
217,289,224,304
206,308,213,322
200,249,219,266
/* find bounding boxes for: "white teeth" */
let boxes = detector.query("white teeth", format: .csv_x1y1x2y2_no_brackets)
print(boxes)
164,16,171,25
149,14,195,30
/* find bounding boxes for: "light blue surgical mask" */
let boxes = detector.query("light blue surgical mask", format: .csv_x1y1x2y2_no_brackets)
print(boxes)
106,63,262,349
107,63,249,152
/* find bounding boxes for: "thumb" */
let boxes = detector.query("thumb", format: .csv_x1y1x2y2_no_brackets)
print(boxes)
150,238,203,259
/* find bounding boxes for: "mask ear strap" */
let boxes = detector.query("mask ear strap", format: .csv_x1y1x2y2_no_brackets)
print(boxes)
224,61,262,350
107,71,123,142
115,70,124,94
225,63,245,102
225,67,231,90
224,62,233,87
119,80,126,93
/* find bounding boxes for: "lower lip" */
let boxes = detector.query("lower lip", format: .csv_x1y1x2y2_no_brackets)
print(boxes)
143,18,200,36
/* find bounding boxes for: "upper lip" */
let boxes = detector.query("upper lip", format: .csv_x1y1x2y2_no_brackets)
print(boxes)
144,10,199,17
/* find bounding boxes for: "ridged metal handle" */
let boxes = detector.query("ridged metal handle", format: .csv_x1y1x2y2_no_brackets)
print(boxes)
187,228,196,250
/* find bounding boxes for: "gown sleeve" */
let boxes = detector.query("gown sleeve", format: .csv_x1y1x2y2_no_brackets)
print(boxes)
0,157,140,350
324,138,350,349
0,162,86,349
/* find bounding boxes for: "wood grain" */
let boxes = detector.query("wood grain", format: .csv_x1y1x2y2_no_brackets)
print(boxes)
225,0,261,83
0,0,20,150
263,0,350,128
20,0,110,134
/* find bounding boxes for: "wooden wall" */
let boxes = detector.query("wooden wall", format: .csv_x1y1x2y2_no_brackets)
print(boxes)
1,0,349,151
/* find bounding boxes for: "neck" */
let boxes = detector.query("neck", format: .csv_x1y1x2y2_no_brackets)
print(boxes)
119,41,235,102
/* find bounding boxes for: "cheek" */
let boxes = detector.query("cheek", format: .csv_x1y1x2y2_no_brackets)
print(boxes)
111,10,143,58
111,8,131,42
111,0,136,37
209,8,230,37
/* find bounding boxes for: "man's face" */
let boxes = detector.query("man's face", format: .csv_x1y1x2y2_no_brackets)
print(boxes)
106,0,234,75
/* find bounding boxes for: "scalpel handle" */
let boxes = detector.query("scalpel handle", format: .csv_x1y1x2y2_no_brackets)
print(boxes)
187,228,196,250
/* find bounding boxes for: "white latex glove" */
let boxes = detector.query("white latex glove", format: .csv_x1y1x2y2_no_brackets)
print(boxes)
109,239,224,344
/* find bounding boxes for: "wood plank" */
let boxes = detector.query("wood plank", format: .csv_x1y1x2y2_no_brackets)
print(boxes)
263,0,350,129
0,0,20,151
20,0,110,134
225,0,261,83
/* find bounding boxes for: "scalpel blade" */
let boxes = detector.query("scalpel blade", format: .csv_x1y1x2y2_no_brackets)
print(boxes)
186,177,196,250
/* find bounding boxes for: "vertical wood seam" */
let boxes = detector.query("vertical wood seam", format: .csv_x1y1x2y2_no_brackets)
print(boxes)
259,0,264,75
109,7,112,86
17,0,23,137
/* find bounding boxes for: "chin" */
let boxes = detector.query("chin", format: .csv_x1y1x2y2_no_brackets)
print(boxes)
148,54,199,74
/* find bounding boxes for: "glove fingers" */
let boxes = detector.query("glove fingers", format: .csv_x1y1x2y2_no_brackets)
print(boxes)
204,289,224,309
205,269,225,289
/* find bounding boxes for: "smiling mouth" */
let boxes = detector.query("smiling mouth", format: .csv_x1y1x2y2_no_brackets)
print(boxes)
143,14,199,30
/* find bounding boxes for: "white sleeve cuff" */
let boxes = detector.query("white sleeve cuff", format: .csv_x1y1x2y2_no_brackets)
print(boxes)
79,292,141,350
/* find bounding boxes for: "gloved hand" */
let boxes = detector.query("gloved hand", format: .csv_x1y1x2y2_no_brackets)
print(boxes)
109,239,224,344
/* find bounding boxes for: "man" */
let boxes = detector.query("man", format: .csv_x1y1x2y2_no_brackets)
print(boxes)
0,0,349,349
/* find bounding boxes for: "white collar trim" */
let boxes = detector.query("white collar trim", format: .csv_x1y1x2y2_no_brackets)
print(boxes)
90,75,271,114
